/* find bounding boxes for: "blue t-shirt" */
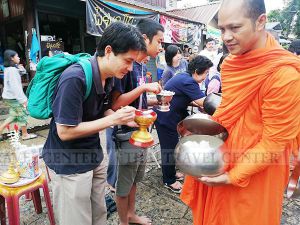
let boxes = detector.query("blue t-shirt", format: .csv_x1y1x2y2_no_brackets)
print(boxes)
43,56,113,175
113,61,148,132
161,59,188,86
155,72,205,131
114,62,147,109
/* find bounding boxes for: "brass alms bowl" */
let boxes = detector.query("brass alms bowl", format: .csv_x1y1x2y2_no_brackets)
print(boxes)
129,109,157,148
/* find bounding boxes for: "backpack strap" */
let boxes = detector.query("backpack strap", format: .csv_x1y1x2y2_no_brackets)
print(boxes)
78,59,93,101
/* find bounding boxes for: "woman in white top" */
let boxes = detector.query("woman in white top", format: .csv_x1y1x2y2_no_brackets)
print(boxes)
0,49,37,140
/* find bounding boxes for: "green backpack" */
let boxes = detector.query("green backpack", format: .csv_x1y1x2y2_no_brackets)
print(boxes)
26,53,93,119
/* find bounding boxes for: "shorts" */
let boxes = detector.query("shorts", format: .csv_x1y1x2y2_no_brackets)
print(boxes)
115,137,147,197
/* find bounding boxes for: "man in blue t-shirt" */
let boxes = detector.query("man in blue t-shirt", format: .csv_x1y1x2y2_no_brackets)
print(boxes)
111,19,164,225
42,22,146,225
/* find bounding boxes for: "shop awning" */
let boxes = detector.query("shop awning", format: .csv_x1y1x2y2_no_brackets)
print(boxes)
108,0,167,13
167,3,220,25
86,0,159,36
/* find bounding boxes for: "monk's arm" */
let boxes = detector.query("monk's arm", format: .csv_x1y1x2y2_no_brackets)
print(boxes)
228,67,300,187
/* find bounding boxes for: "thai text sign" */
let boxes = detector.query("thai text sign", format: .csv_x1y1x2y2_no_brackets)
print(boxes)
86,0,158,36
40,41,64,55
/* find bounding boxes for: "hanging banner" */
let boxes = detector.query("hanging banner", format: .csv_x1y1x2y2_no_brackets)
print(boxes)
1,0,10,18
207,25,222,43
187,23,202,46
160,15,202,45
86,0,159,36
160,15,187,44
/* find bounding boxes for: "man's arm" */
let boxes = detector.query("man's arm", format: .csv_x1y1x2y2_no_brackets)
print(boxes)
111,82,162,111
57,106,136,141
52,69,137,141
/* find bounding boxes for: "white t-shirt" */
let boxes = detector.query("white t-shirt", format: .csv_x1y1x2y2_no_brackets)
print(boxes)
2,67,27,103
199,49,218,62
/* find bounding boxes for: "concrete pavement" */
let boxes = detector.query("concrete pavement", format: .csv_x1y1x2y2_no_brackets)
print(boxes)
0,116,299,224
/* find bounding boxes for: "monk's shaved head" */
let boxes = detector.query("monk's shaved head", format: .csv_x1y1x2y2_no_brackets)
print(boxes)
218,0,267,55
221,0,266,22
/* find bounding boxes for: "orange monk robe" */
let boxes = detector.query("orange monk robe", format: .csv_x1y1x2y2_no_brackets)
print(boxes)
181,34,300,225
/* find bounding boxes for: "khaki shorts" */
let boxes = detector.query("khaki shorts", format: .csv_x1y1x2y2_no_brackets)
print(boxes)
115,139,147,197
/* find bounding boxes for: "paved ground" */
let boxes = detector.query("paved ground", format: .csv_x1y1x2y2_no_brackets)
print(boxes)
0,114,299,224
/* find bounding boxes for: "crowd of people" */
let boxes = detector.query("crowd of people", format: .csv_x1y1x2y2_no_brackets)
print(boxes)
1,0,300,225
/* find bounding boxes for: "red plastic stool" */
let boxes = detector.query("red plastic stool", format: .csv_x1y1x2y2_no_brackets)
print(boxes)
0,173,55,225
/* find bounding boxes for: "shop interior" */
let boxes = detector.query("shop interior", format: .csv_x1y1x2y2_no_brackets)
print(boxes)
38,12,97,56
0,19,27,83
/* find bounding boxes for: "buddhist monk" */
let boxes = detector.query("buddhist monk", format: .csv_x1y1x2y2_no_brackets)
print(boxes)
180,0,300,225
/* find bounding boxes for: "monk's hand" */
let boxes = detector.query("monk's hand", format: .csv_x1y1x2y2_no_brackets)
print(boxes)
198,173,231,186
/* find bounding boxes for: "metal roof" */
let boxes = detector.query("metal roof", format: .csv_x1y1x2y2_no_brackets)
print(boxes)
266,22,282,31
87,0,208,25
167,2,220,25
110,0,167,12
106,0,201,24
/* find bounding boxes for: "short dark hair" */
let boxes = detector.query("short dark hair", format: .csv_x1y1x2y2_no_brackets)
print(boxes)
206,38,215,44
222,44,229,54
288,39,300,55
42,49,63,57
165,45,181,67
97,22,146,57
136,18,164,43
243,0,266,21
3,49,17,67
217,54,228,72
187,55,213,75
42,49,51,57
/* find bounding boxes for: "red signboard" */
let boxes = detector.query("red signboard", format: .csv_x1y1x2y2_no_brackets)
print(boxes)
160,15,202,46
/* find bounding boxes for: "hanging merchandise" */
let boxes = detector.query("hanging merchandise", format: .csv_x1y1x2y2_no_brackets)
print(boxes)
30,29,40,64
